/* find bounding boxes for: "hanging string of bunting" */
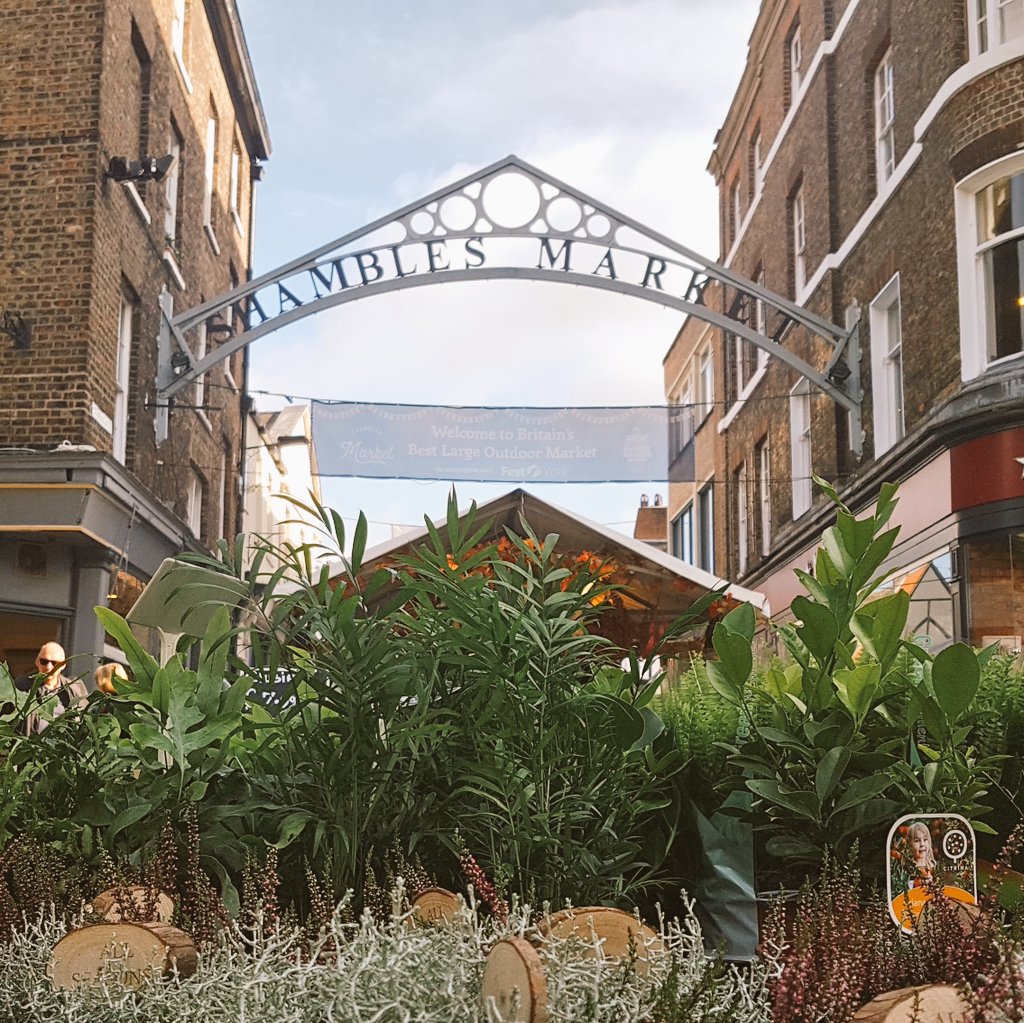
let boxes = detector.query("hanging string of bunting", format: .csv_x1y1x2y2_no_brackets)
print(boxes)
311,401,696,483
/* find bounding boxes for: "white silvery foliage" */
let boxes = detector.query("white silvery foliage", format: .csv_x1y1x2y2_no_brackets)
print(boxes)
0,895,772,1023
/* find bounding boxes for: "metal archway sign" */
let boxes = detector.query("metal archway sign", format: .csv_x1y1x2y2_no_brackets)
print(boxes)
155,155,861,450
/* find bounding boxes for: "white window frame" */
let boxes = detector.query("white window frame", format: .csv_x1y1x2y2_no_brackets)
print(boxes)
751,128,763,197
758,440,771,557
737,462,749,575
171,0,193,92
672,503,694,565
679,380,694,449
187,471,203,537
229,137,244,235
194,317,208,409
969,0,1024,56
697,481,715,572
218,445,228,540
164,123,182,245
113,293,133,463
203,110,219,242
698,343,714,421
792,187,806,295
753,265,768,371
731,178,742,242
955,151,1024,380
790,379,812,519
874,49,896,188
789,22,803,97
869,273,905,456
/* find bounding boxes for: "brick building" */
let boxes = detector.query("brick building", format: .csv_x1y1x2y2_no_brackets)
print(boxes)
0,0,269,678
665,0,1024,648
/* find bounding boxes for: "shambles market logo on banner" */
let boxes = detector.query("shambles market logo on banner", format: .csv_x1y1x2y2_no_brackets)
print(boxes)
312,402,696,483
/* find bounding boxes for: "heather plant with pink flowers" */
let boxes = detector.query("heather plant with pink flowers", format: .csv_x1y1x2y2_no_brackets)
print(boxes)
764,837,1024,1023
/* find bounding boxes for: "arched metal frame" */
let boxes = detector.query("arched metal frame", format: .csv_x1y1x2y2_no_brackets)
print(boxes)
156,155,862,451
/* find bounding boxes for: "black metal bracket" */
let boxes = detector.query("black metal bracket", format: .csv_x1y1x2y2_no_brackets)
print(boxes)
0,310,31,349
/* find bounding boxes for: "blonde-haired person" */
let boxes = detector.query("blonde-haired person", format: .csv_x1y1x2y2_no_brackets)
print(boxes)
94,661,128,695
907,820,937,883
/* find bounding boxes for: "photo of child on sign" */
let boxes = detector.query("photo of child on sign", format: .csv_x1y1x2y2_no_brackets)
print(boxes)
886,813,977,933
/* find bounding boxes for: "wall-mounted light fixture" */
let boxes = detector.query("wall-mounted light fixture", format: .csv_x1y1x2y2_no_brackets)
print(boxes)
106,154,176,184
169,351,191,374
0,310,31,349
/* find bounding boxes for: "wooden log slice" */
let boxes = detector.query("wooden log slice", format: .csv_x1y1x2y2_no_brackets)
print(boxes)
90,887,175,924
481,937,547,1023
538,907,662,969
851,984,968,1023
49,921,197,991
410,887,462,925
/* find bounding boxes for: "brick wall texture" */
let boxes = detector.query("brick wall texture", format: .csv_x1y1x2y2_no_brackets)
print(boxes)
667,0,1024,589
0,0,263,546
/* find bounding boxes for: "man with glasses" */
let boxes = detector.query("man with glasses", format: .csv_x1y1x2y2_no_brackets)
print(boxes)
16,642,89,733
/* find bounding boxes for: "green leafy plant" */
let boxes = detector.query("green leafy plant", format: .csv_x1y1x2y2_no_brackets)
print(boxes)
713,480,997,874
169,489,718,909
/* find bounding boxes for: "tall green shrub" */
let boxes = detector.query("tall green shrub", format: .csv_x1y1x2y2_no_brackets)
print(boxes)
711,480,1000,874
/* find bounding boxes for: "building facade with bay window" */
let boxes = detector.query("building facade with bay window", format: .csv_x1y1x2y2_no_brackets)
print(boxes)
0,0,270,678
664,0,1024,650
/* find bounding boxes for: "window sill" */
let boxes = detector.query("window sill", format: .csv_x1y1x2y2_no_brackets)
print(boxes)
196,408,213,435
162,249,186,291
205,222,221,256
173,49,193,95
122,183,151,226
223,366,240,392
90,402,113,435
231,209,245,238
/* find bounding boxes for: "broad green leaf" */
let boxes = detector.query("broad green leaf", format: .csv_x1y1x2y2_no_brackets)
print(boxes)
712,625,753,689
275,811,311,848
932,643,980,722
187,780,209,801
705,661,743,706
792,596,839,661
815,746,851,803
745,780,820,821
721,601,756,642
196,606,231,716
109,801,153,840
852,528,900,592
813,475,847,511
850,590,909,668
823,526,855,575
834,664,881,727
836,510,876,562
350,511,368,575
764,667,801,703
874,482,899,529
628,706,665,753
830,774,892,814
94,607,159,687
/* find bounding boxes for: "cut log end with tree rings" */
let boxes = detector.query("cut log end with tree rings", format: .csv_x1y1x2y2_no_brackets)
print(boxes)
410,887,462,925
49,922,197,991
481,937,548,1023
851,984,968,1023
89,887,175,924
538,907,662,969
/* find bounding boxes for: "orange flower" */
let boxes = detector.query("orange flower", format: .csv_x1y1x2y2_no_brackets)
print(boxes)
446,554,459,572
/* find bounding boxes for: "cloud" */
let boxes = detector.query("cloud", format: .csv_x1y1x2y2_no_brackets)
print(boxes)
237,0,758,541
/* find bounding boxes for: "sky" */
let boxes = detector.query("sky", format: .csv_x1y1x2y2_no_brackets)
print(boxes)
235,0,760,547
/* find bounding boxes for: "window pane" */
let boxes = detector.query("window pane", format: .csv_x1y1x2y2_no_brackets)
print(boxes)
999,0,1024,44
986,236,1024,360
977,171,1024,243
